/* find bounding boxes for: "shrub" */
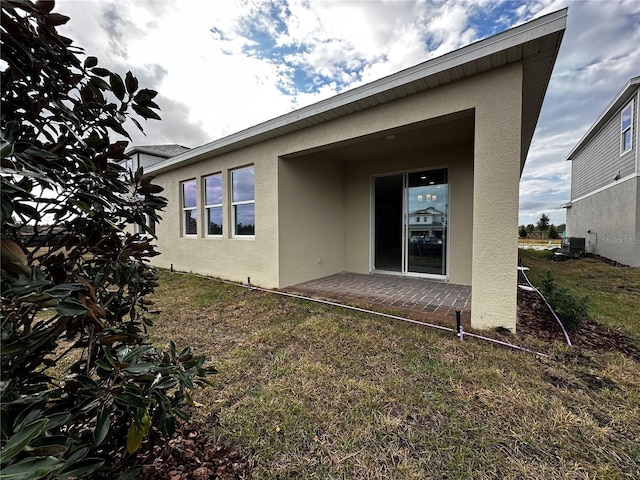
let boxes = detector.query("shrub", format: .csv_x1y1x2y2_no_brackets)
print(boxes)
1,1,215,478
539,271,589,332
519,225,528,238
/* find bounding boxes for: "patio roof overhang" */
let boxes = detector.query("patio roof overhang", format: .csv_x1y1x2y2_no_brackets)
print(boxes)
147,9,567,176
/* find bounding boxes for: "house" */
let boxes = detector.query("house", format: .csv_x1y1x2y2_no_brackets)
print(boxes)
565,77,640,267
121,145,190,234
142,10,567,332
124,144,190,172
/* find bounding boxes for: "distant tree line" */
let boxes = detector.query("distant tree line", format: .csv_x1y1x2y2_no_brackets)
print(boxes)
519,213,564,240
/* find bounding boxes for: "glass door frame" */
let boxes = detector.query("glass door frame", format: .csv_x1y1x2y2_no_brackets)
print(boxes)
370,167,449,281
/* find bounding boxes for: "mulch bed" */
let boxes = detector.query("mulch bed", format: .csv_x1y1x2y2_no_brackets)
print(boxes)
517,285,640,362
141,272,640,479
140,413,251,480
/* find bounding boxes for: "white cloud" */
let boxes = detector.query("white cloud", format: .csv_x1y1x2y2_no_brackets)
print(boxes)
54,0,639,226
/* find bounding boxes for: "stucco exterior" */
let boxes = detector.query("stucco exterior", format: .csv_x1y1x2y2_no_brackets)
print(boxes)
145,10,567,332
151,64,522,329
566,177,640,266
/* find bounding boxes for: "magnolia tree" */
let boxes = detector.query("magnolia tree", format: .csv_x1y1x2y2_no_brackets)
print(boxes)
1,1,215,478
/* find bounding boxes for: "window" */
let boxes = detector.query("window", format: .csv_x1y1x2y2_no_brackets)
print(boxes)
621,101,633,154
136,214,156,235
135,194,156,235
231,166,255,236
181,179,197,236
204,174,223,236
118,158,134,181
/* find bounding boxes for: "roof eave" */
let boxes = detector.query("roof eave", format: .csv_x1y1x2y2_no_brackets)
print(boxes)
566,76,640,161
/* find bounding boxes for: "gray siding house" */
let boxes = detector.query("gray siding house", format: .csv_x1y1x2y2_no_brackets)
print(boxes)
124,144,190,172
565,77,640,266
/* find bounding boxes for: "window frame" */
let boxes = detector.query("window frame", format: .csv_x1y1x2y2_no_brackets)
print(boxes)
620,100,634,155
136,213,156,235
181,178,198,237
122,158,134,171
204,173,223,237
135,194,156,236
230,165,255,238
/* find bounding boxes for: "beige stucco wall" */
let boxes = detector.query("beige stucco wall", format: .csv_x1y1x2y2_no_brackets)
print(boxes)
152,146,281,287
470,67,522,331
277,156,346,286
152,62,524,331
566,176,640,267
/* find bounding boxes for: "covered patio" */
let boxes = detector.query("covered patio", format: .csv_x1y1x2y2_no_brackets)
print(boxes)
285,272,471,327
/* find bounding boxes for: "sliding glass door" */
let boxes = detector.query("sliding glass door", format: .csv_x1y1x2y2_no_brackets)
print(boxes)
373,168,448,277
374,174,403,272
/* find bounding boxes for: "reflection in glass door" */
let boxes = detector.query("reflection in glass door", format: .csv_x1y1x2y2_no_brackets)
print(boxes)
407,169,447,275
373,168,448,277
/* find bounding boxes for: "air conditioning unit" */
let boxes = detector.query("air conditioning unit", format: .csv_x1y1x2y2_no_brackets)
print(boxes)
561,237,585,256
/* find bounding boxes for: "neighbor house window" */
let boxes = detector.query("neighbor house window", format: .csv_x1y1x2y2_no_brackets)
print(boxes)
122,158,134,171
181,179,197,236
136,214,156,235
231,166,255,236
621,101,633,154
204,174,223,236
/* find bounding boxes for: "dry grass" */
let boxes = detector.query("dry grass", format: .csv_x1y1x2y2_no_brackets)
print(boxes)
149,270,640,479
518,238,562,245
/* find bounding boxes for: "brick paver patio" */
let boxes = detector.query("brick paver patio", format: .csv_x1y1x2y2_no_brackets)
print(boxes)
285,272,471,327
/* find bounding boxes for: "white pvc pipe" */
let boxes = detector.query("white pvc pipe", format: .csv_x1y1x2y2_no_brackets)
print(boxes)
168,270,553,359
518,267,572,347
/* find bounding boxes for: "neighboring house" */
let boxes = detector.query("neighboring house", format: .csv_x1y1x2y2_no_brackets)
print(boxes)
565,77,640,267
122,144,191,234
143,10,567,332
122,144,191,173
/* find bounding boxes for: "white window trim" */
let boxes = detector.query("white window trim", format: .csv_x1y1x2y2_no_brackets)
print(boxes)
136,213,155,235
231,166,255,238
122,158,134,171
204,174,223,238
181,179,197,237
620,100,633,155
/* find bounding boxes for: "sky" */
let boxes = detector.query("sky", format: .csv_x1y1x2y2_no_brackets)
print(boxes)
54,0,640,227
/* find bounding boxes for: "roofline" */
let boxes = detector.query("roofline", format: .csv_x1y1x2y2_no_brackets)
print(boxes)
148,8,568,175
125,145,190,159
566,76,640,161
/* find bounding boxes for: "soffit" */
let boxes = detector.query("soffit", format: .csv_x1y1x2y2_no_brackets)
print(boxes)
148,9,567,175
283,111,475,163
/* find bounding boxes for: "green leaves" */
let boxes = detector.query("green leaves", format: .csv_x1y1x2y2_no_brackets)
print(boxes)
1,419,48,462
84,56,98,69
0,456,64,480
126,409,150,454
93,407,110,447
1,1,213,477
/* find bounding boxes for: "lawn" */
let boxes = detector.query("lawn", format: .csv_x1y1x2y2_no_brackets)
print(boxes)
149,264,640,479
